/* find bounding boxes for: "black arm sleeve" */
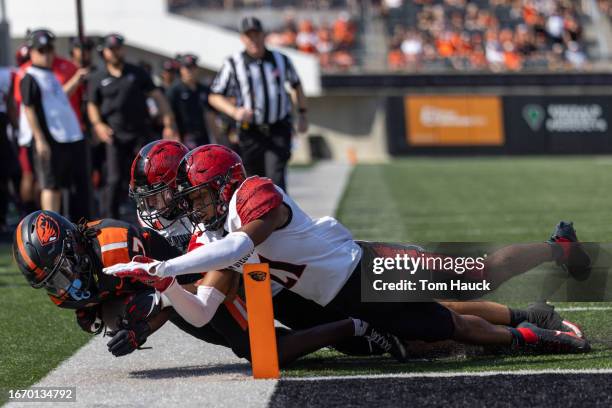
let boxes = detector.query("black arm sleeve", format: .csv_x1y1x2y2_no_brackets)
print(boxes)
20,74,41,107
143,227,182,260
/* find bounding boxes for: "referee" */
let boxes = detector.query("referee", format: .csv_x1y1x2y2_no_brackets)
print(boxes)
209,17,308,191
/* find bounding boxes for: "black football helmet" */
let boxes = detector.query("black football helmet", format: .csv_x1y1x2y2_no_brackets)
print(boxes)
130,140,189,230
13,211,96,305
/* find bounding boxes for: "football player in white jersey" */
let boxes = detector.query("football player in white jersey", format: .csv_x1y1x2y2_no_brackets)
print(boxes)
108,145,590,354
128,140,409,362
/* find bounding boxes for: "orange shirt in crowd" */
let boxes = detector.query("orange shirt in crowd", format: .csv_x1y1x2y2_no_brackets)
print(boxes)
388,49,405,70
333,18,355,47
437,37,454,58
504,50,522,71
523,5,538,26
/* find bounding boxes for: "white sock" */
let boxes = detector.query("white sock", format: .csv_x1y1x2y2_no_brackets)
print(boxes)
352,318,369,336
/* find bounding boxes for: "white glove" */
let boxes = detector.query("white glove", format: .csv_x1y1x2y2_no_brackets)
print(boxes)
103,256,162,278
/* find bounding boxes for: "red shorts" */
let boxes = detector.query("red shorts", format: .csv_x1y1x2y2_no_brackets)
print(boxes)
18,146,33,175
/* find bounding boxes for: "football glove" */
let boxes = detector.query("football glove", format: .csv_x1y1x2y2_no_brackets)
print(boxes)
107,320,151,357
103,256,174,292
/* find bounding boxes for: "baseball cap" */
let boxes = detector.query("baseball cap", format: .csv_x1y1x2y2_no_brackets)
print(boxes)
69,36,95,50
101,33,125,49
177,54,199,68
27,29,55,50
240,17,264,33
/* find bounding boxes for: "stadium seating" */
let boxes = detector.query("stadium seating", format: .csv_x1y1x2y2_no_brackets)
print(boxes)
384,0,589,72
169,0,361,71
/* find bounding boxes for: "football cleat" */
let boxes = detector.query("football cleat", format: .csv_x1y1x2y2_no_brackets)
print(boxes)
526,301,584,338
364,327,408,362
517,322,590,354
547,221,591,281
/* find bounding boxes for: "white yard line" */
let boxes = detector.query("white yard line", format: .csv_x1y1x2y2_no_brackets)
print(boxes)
557,306,612,312
287,368,612,382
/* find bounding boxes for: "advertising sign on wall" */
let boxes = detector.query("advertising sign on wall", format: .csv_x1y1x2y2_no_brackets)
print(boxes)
404,96,504,146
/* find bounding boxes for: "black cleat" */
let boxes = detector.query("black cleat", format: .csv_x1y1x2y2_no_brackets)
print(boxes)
518,322,590,354
526,301,584,338
547,221,591,281
365,327,408,362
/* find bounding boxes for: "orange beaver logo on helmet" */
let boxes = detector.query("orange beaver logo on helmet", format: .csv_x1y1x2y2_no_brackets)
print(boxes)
36,213,60,246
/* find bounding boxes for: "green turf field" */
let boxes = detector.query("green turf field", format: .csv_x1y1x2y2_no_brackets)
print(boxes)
286,157,612,377
0,245,90,403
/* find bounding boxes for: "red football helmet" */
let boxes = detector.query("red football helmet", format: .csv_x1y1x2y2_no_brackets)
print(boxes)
175,144,246,230
130,140,189,229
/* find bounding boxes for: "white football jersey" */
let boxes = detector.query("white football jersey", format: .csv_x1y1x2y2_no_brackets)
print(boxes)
190,226,285,296
224,176,362,306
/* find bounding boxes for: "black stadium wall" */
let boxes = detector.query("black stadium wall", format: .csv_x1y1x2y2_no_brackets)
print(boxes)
322,73,612,155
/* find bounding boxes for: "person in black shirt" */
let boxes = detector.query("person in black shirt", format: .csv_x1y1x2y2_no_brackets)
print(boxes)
87,34,178,219
167,54,215,149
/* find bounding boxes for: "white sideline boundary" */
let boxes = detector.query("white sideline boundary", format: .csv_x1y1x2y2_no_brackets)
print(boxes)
286,368,612,382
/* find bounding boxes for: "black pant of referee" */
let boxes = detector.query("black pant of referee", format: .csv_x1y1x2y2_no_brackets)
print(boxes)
238,117,292,192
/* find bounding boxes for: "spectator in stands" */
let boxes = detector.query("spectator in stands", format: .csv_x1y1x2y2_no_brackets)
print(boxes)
333,12,356,48
167,54,215,149
386,0,589,72
87,33,178,219
297,19,318,54
316,23,334,68
20,30,89,216
401,30,423,69
565,41,587,69
387,40,405,71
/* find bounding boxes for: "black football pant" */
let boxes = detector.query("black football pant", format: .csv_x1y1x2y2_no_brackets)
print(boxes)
169,290,380,360
239,119,292,192
327,264,456,342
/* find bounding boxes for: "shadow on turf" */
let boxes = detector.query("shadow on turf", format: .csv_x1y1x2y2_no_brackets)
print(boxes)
129,363,252,379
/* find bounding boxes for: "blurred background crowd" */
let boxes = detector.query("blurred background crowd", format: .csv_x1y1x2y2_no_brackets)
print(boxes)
168,0,604,72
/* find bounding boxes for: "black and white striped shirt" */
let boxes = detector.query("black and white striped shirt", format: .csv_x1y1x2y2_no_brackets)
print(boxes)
210,49,301,126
